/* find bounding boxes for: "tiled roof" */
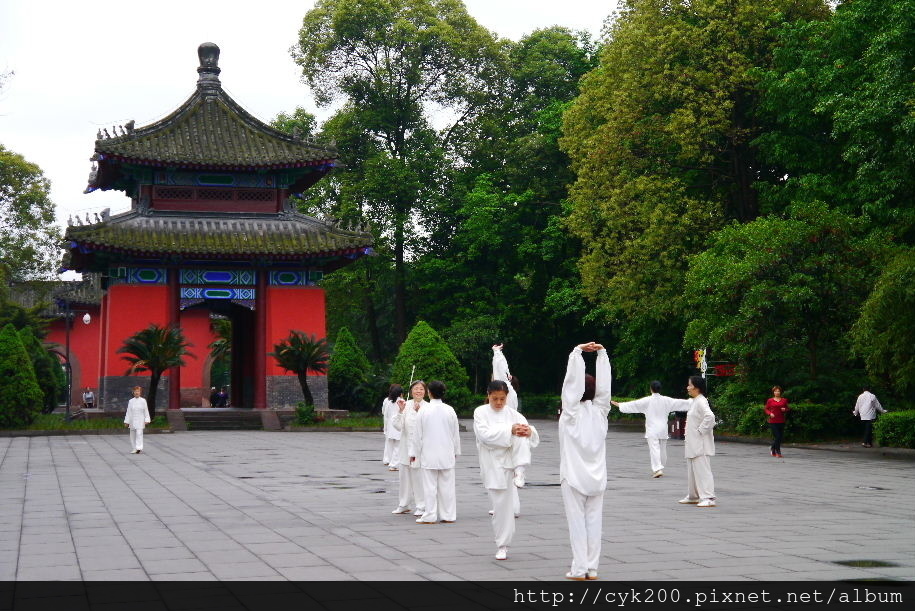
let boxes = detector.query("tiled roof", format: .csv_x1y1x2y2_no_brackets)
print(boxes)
94,89,337,169
64,211,372,261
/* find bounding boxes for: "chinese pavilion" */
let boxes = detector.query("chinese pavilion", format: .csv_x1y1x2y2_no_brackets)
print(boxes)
53,42,372,411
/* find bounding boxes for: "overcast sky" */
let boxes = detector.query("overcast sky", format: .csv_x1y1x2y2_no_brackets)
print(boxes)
0,0,615,227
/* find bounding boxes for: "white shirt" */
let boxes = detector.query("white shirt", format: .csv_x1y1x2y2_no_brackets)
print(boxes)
670,395,716,458
473,404,539,489
853,391,885,420
409,398,461,470
123,397,151,429
392,399,427,468
617,393,677,439
492,349,519,412
382,398,402,440
559,348,611,496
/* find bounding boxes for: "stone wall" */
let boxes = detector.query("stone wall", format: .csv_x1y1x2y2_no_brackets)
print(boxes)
267,375,327,410
100,376,169,413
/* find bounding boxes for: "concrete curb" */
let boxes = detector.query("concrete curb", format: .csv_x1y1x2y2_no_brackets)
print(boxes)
0,428,173,437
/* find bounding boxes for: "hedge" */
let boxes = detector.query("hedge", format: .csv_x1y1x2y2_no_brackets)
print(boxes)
874,411,915,449
736,402,861,442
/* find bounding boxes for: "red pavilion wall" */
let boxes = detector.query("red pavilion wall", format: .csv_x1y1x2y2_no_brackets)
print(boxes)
45,305,102,407
178,307,217,407
265,286,328,408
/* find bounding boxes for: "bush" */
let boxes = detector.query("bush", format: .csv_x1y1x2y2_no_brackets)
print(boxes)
296,402,317,425
391,321,472,409
19,328,66,413
328,326,372,411
519,394,561,417
0,323,43,428
736,402,860,442
874,411,915,449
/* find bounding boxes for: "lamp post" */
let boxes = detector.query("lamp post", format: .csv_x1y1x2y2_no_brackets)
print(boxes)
63,301,91,421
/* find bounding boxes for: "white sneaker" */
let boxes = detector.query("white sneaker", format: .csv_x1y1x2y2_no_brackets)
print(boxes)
565,571,587,581
652,470,663,478
391,506,411,514
488,509,494,516
495,546,508,560
587,569,598,580
130,450,138,454
513,472,525,488
414,508,424,516
678,497,700,504
697,499,716,508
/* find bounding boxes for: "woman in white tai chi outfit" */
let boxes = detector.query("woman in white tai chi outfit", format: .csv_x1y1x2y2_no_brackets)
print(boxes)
669,376,717,508
474,379,539,560
391,381,427,516
559,342,611,581
611,381,676,478
411,380,461,524
490,345,524,517
381,385,402,470
124,385,151,454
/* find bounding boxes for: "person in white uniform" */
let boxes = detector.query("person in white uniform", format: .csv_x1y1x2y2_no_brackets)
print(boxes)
559,342,611,581
669,376,717,507
123,386,151,454
410,380,461,524
853,386,886,448
473,379,540,560
382,385,402,470
391,380,427,516
490,345,524,517
611,380,677,477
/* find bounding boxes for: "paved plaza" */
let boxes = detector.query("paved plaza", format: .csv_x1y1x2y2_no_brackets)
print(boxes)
0,423,912,582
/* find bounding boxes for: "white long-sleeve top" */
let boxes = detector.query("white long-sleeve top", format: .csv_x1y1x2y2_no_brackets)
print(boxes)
409,398,461,470
853,391,885,421
392,399,427,468
616,393,677,439
559,348,611,496
670,395,716,458
382,398,402,440
123,397,151,430
492,349,519,412
473,404,540,489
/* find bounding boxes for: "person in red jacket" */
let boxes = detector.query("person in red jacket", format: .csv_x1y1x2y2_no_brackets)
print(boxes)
764,386,790,457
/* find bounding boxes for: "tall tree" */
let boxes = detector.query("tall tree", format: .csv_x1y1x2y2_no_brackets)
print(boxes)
270,331,330,406
292,0,503,343
327,326,372,411
0,145,60,280
117,324,193,417
0,323,43,428
19,328,65,413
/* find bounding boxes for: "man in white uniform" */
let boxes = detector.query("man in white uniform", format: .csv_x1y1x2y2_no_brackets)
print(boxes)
474,379,539,560
123,386,151,454
611,381,676,477
410,380,461,524
853,386,886,448
559,342,611,581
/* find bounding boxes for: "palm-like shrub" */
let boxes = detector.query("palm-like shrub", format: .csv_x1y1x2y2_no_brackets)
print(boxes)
328,326,371,411
117,324,193,416
270,331,330,406
0,323,43,428
391,321,471,409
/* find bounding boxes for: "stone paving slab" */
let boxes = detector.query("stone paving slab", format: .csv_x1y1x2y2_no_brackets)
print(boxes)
0,422,912,581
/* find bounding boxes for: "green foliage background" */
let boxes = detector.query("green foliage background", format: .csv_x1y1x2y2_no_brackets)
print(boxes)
328,326,373,411
0,323,43,428
391,321,471,409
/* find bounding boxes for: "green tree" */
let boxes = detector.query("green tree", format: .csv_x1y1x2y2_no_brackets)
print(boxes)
18,327,65,413
117,324,194,417
292,0,503,343
683,203,877,401
0,145,61,280
270,331,330,406
755,0,915,237
271,107,317,139
391,320,470,408
0,323,43,428
850,247,915,396
328,326,372,411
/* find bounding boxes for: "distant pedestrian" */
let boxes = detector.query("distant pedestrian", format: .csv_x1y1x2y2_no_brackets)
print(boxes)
611,381,677,478
82,387,95,409
124,386,151,454
669,376,717,508
216,387,228,407
764,386,790,457
411,380,461,524
853,386,886,448
208,386,218,407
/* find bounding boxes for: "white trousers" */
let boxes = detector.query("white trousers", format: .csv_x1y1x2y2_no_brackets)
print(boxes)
487,469,516,547
398,465,425,511
511,436,532,467
686,455,715,501
383,438,400,466
561,481,603,576
419,468,456,522
129,428,144,451
647,438,667,473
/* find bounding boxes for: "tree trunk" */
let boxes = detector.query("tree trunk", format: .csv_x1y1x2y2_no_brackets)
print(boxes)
147,373,161,418
298,372,314,406
393,219,407,345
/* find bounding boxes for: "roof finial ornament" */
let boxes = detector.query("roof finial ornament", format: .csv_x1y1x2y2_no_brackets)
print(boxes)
197,42,222,91
96,129,103,140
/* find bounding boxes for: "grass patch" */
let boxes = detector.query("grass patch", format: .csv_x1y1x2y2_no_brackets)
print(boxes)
22,414,170,431
314,414,382,428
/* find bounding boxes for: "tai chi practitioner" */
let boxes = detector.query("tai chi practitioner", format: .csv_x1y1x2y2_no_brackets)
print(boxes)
490,345,523,517
382,385,402,470
474,380,540,560
391,381,428,516
124,386,151,454
559,342,611,581
611,381,677,478
410,380,461,524
670,376,717,508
